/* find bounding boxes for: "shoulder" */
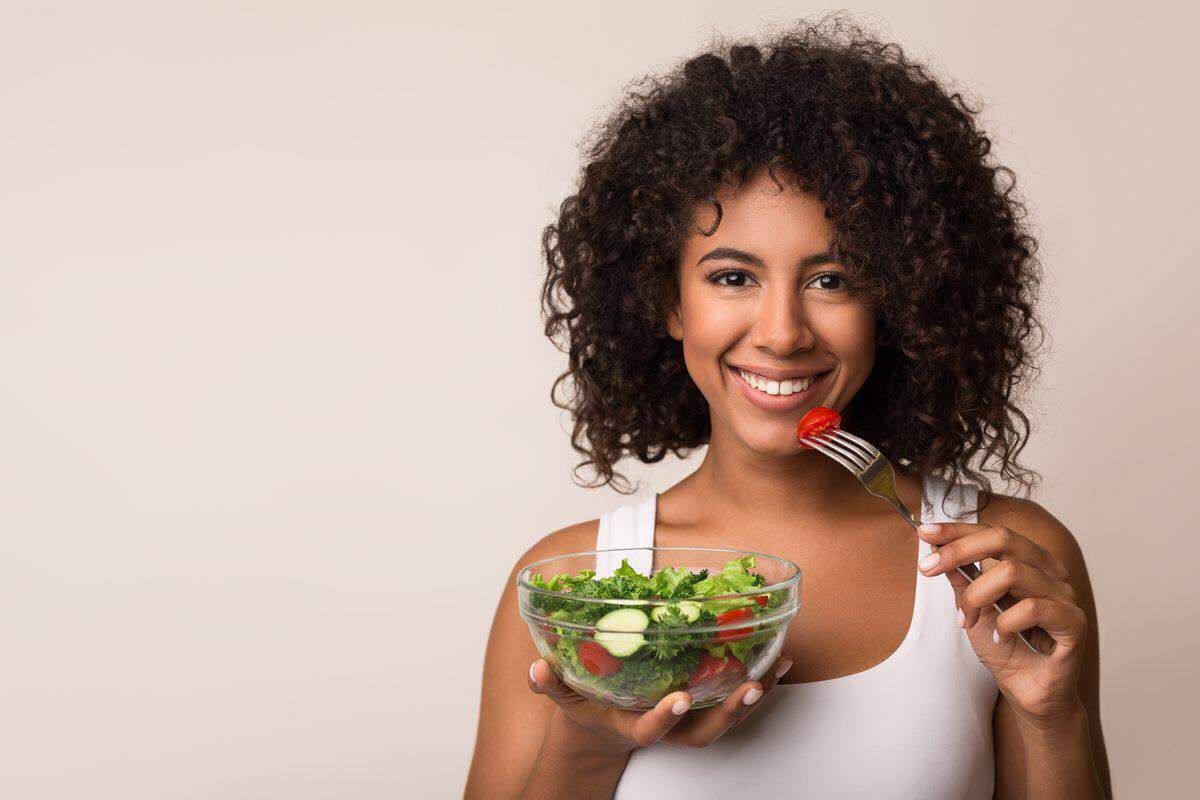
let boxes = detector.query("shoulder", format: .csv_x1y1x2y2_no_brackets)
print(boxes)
513,517,601,572
484,515,604,680
488,515,603,637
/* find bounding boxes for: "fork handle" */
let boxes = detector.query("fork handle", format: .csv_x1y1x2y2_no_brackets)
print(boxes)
928,542,1044,654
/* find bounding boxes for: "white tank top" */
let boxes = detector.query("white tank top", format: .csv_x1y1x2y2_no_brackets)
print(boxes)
594,473,999,799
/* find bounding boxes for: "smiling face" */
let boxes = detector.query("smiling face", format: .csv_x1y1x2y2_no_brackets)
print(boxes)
666,168,877,458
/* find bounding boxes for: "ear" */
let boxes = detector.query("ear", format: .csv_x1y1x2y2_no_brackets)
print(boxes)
665,299,683,341
658,276,684,341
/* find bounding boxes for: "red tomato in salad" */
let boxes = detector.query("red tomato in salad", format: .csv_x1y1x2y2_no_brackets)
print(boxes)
796,406,841,448
753,594,769,607
536,623,561,647
577,641,623,677
687,652,746,690
714,607,755,642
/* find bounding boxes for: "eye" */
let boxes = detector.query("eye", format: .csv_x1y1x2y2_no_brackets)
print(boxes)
707,270,755,288
807,272,846,291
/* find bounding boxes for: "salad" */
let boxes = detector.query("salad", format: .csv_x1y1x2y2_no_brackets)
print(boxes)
526,555,789,703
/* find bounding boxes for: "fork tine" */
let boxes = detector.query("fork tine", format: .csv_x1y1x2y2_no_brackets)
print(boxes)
824,428,876,462
801,437,861,474
811,432,871,470
806,434,869,472
827,428,880,457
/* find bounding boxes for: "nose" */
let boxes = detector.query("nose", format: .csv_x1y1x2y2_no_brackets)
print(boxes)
749,282,815,357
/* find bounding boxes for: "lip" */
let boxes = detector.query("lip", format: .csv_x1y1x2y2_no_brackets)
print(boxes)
727,364,833,412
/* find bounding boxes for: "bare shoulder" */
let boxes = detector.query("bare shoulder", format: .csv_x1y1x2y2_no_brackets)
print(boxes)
514,517,603,574
490,515,603,666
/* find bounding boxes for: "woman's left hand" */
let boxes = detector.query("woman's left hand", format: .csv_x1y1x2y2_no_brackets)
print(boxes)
916,521,1087,728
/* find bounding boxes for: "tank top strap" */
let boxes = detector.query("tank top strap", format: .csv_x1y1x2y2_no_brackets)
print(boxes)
911,474,991,666
921,473,980,525
595,493,657,577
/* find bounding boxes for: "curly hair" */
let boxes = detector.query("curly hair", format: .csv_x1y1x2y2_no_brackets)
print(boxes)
540,12,1044,508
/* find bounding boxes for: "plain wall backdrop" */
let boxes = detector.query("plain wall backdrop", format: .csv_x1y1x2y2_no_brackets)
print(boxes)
2,2,1197,797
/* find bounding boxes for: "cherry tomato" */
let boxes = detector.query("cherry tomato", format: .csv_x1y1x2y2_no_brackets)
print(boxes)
536,623,561,647
687,651,747,690
714,607,755,642
577,641,623,677
796,406,842,448
753,594,769,607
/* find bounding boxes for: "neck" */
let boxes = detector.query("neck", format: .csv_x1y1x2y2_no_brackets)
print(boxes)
683,419,875,527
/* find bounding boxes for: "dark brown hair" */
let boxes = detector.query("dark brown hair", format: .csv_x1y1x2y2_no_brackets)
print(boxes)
540,13,1044,507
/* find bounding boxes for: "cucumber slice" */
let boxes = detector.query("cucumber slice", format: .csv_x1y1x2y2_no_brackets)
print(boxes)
594,608,649,657
593,631,645,657
650,601,702,623
595,607,650,631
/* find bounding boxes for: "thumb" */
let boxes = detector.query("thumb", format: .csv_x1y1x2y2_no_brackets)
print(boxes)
528,659,581,704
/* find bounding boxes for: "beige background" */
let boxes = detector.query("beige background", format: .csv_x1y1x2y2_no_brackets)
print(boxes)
1,2,1195,798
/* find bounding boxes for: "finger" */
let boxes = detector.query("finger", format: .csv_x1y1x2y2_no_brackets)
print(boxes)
625,691,694,747
916,520,985,542
527,658,587,707
958,561,1075,630
732,656,794,728
943,567,985,630
943,565,1002,631
995,597,1087,660
529,659,692,747
918,523,1065,580
672,678,768,746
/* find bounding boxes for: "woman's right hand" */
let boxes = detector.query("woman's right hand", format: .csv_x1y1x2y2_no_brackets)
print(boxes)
526,655,793,757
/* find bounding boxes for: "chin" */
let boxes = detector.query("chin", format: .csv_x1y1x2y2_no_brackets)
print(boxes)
738,423,803,458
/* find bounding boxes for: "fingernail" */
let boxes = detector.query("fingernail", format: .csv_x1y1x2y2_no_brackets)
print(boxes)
918,523,941,537
743,687,762,705
919,552,940,572
775,660,794,679
991,628,1001,644
955,607,965,628
529,662,539,684
671,699,691,715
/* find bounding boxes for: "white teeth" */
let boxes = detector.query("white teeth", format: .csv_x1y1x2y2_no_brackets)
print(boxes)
736,368,820,396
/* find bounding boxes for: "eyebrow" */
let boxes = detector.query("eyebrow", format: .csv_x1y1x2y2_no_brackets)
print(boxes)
696,247,839,270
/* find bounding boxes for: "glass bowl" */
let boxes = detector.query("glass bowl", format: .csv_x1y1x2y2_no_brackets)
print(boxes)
517,546,802,711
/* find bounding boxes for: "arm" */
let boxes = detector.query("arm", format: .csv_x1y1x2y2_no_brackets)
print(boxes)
518,710,632,800
985,500,1112,799
463,522,629,800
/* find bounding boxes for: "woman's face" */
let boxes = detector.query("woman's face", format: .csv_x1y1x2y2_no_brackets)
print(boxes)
667,170,876,458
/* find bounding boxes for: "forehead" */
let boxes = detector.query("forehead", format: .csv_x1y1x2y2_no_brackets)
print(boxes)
679,170,833,262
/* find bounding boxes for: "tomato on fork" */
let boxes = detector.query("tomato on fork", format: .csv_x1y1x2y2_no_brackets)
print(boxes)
796,406,842,448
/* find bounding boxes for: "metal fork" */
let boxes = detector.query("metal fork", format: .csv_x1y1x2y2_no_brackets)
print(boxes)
800,427,1041,654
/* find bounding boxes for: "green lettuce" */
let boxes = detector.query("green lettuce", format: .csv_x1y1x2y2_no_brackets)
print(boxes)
689,555,766,614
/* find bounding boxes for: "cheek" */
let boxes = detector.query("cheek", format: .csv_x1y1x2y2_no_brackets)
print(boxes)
680,292,747,359
810,303,875,360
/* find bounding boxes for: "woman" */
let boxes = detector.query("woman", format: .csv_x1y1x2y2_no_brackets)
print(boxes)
466,14,1111,799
